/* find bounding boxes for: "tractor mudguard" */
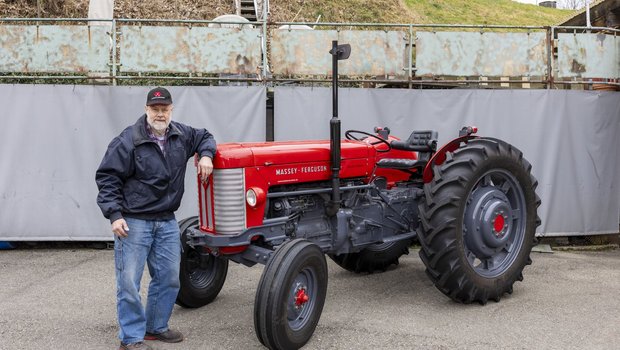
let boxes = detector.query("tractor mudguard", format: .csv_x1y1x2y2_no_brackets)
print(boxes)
422,127,479,183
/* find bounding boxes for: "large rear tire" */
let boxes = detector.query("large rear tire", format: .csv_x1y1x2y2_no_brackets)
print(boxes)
176,216,228,308
329,240,411,273
417,138,541,304
254,239,328,350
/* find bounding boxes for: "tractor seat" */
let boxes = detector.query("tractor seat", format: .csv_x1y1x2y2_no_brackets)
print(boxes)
376,158,425,170
376,130,438,172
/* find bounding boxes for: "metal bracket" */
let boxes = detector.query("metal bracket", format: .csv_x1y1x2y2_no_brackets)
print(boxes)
235,244,274,266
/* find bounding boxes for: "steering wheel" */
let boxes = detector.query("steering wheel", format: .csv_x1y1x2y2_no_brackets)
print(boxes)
345,130,392,153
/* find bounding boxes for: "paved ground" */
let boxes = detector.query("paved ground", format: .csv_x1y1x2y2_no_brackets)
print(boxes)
0,246,619,350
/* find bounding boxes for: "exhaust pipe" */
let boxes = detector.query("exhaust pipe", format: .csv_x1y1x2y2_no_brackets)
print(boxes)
326,40,351,217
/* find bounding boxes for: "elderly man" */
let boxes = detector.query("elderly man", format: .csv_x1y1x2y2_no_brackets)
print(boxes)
96,87,216,350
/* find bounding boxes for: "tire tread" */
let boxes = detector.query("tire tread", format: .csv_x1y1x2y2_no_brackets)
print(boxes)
417,138,541,304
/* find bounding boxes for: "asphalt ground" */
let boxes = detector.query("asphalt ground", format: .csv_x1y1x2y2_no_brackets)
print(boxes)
0,246,619,350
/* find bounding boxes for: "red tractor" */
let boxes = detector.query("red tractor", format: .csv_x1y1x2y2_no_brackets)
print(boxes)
176,42,541,350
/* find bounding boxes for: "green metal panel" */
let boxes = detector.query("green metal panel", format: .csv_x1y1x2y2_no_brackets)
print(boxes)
120,26,262,74
557,33,619,79
416,31,547,77
0,25,110,73
270,29,406,76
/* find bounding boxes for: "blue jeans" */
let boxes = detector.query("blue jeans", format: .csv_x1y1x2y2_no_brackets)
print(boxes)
114,217,181,344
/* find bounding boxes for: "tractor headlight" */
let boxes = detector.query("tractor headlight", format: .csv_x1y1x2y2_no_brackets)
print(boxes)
246,187,266,208
246,189,257,207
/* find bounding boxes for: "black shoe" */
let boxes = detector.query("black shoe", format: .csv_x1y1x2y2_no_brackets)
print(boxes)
119,341,152,350
144,328,184,343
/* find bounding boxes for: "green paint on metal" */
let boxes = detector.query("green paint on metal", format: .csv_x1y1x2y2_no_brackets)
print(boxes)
271,29,406,76
416,31,548,77
120,26,262,74
557,33,619,79
0,25,111,73
0,18,617,85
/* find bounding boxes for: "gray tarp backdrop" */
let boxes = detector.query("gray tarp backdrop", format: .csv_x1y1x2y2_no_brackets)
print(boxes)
275,87,620,237
0,85,266,240
0,85,618,239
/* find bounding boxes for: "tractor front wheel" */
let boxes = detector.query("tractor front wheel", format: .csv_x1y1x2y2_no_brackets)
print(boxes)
417,138,540,304
254,239,328,350
176,216,228,308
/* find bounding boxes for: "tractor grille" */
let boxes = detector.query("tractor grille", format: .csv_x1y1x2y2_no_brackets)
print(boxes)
200,168,246,235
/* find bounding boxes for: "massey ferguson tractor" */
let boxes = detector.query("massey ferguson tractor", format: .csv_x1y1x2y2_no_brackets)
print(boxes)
176,42,541,350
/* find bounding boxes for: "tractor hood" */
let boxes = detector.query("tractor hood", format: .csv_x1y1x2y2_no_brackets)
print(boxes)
213,140,374,169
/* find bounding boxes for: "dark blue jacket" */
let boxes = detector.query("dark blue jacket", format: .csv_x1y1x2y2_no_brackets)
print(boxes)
96,115,216,223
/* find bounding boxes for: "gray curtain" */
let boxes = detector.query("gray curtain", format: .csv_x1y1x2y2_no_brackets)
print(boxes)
1,85,618,239
0,85,266,240
275,87,620,236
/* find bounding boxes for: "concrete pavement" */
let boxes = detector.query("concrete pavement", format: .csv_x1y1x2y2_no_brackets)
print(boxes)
0,246,618,349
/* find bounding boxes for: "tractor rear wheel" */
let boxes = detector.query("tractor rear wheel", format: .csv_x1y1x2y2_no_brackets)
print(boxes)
176,216,228,308
254,239,328,350
329,239,411,273
417,138,540,304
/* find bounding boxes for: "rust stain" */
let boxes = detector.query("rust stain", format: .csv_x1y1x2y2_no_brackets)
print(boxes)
570,59,586,74
237,55,251,74
59,44,83,71
474,53,484,75
178,30,191,71
293,41,308,75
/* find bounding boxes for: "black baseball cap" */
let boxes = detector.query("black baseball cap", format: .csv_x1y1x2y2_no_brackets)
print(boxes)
146,87,173,106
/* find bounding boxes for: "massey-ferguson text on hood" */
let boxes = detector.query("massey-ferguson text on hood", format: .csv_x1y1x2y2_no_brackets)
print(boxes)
213,140,375,168
212,140,378,185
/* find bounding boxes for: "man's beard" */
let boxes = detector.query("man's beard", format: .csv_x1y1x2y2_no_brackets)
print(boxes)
148,119,169,135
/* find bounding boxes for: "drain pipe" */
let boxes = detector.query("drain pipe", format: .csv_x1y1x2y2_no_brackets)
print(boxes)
586,0,591,28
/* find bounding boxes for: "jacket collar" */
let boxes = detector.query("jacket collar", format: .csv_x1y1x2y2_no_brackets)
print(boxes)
132,114,182,146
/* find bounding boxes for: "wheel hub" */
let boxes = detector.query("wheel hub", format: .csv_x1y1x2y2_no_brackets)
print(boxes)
287,270,318,331
464,186,513,258
493,213,506,236
294,288,310,308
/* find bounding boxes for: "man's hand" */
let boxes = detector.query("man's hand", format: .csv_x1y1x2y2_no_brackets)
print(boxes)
197,156,214,182
112,218,129,238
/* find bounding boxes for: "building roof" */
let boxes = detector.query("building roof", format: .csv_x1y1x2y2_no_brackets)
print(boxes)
559,0,620,27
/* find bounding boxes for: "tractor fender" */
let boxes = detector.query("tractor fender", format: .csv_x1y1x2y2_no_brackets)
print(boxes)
422,135,479,183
